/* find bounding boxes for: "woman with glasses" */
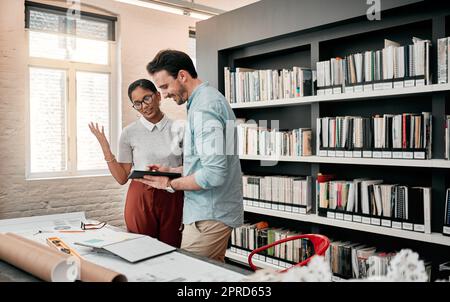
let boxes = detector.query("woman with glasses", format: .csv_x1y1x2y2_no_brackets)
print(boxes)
89,79,184,248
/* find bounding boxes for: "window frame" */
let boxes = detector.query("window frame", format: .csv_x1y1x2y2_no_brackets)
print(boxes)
25,4,119,180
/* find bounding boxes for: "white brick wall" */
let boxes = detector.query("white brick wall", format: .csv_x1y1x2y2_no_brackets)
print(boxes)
0,0,192,227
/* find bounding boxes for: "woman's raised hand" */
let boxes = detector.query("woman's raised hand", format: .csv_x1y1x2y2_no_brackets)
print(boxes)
88,122,110,152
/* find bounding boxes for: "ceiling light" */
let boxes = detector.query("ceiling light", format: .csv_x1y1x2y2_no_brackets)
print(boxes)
115,0,213,20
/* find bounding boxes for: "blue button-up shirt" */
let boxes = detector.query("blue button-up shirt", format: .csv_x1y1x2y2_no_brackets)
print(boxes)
182,82,244,228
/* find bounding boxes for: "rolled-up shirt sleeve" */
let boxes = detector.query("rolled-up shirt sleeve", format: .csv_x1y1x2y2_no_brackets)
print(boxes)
192,108,228,190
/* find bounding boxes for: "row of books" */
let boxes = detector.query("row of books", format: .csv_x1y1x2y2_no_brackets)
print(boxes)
224,67,313,104
230,222,314,265
437,37,450,84
316,174,432,233
242,175,312,213
317,112,432,159
316,37,431,94
237,123,312,156
329,240,431,280
230,222,432,280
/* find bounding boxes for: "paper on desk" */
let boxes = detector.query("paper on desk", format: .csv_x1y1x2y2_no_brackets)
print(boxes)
83,251,246,282
0,233,78,282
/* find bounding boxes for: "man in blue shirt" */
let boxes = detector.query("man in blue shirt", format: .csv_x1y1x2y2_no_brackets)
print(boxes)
138,50,243,262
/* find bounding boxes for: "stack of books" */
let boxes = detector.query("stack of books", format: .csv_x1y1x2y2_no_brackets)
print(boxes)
316,174,432,233
224,66,314,103
316,38,431,95
242,175,312,214
237,123,312,157
316,112,432,160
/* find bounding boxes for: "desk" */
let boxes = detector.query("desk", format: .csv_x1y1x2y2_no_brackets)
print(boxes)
0,249,251,282
0,212,251,282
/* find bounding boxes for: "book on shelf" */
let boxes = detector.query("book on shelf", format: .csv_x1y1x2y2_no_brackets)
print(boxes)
316,112,432,159
316,174,432,233
237,123,312,157
444,189,450,236
224,66,314,103
316,37,431,95
242,175,312,214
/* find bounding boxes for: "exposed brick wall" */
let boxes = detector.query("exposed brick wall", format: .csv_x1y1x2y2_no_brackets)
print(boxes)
0,0,193,226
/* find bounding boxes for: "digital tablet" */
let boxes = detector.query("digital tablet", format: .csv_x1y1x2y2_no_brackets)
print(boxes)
128,170,182,179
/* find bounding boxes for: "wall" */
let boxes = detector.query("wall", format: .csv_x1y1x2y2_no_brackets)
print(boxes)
196,0,422,88
0,0,195,226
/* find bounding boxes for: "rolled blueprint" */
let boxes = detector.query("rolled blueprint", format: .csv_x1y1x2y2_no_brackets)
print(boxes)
4,233,127,282
0,233,78,282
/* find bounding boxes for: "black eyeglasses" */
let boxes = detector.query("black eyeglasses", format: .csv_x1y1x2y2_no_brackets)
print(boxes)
81,221,107,230
132,94,155,110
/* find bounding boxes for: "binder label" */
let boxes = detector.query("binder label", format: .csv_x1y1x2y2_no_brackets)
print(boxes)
363,151,373,158
443,226,450,235
404,79,415,87
403,152,413,159
345,86,354,93
414,224,425,232
354,85,364,93
325,88,333,95
363,84,373,92
272,203,278,210
371,218,381,225
353,215,362,223
265,202,271,209
392,221,402,229
328,150,336,157
374,83,385,90
384,82,393,90
402,222,414,231
327,212,335,219
285,205,292,212
414,152,425,160
299,208,307,214
333,87,342,94
382,151,392,159
336,151,344,157
345,151,353,158
292,207,300,213
381,219,392,227
353,151,362,158
416,79,425,86
393,152,403,159
335,213,344,220
373,151,382,158
279,205,285,212
362,217,371,224
319,150,328,157
393,81,404,89
317,89,325,96
344,214,353,221
231,246,236,253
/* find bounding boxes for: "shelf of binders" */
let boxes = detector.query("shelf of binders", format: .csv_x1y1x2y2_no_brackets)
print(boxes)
243,204,450,247
229,83,450,109
239,154,450,169
225,249,346,282
225,249,283,270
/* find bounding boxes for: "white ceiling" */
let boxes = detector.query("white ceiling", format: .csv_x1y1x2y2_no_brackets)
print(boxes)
186,0,260,13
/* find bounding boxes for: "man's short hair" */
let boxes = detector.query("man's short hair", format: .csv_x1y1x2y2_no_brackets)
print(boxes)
147,49,198,79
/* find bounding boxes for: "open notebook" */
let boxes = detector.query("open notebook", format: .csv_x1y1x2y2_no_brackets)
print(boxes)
74,234,176,263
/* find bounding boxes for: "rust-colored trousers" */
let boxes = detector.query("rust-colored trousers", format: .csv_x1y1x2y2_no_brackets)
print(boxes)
124,180,184,248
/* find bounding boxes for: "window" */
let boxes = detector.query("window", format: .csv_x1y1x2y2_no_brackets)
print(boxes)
26,2,118,178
